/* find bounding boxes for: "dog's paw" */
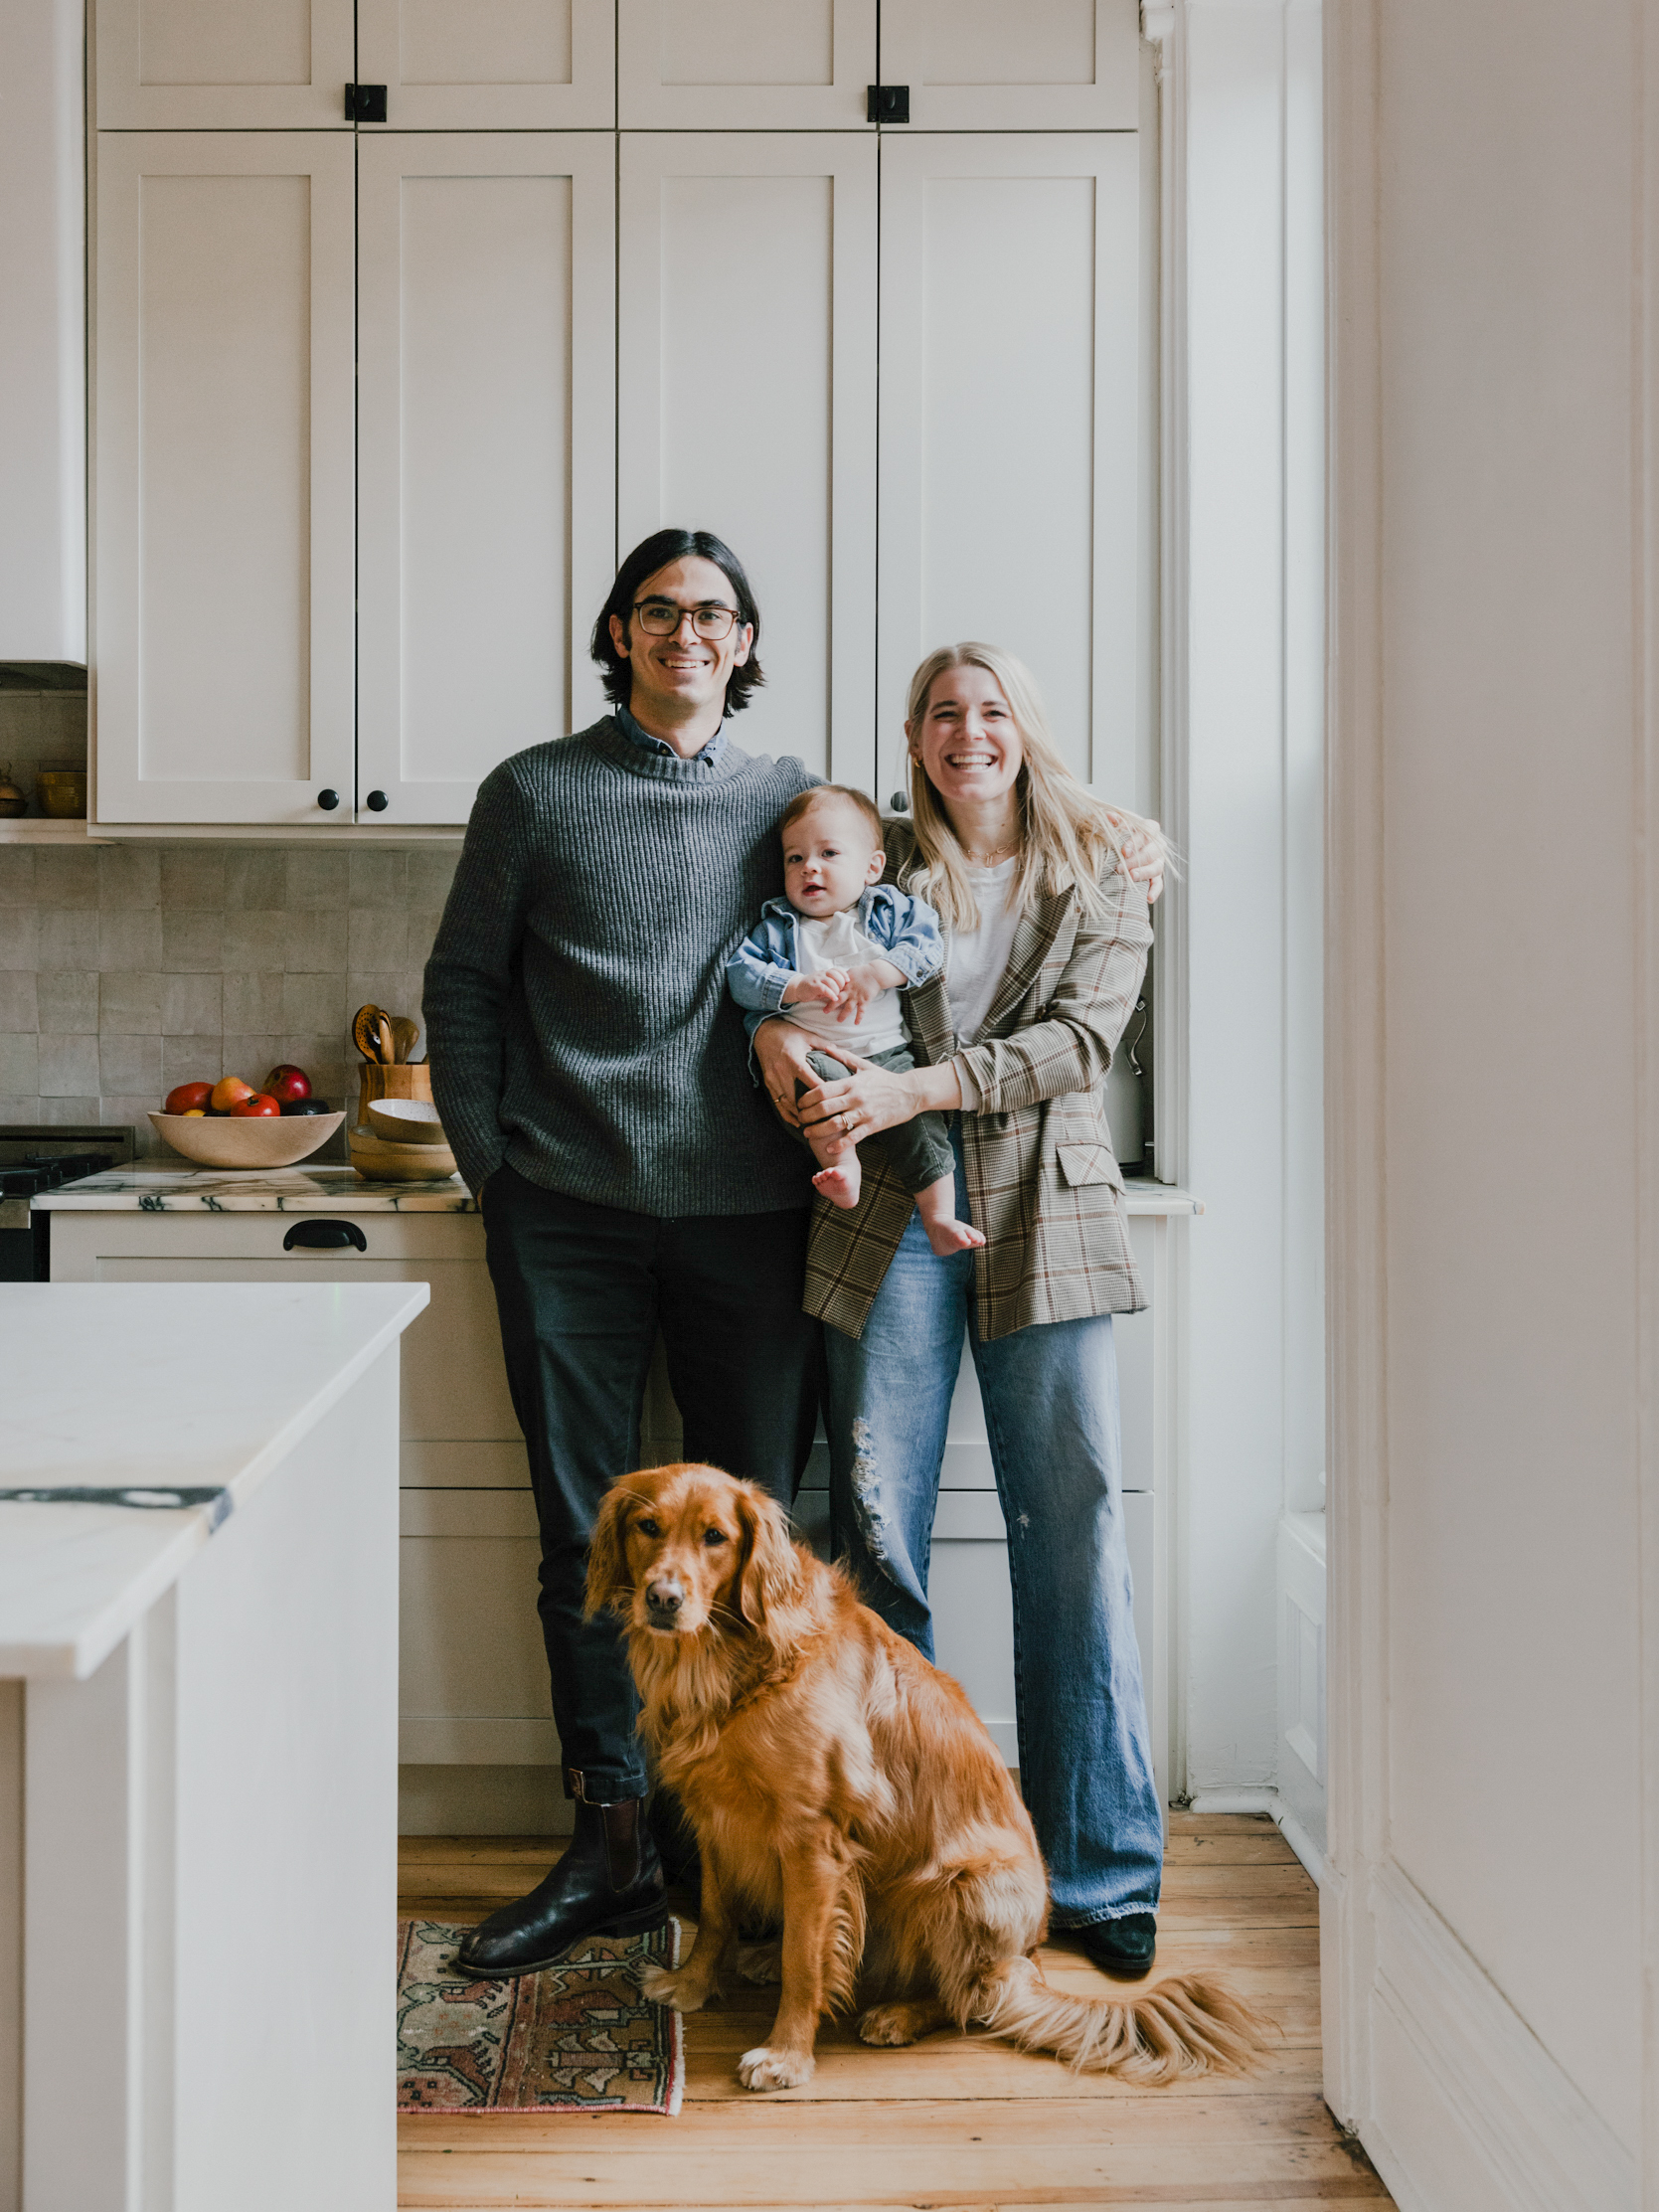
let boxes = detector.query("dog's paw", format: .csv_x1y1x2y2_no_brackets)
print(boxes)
858,2003,919,2047
638,1964,709,2014
735,1940,783,1985
738,2044,816,2091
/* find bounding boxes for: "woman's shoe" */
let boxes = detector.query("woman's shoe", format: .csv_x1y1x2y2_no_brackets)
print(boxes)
456,1795,666,1978
1072,1912,1157,1979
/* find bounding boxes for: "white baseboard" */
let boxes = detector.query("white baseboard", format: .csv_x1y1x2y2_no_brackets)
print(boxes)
1185,1787,1327,1886
1362,1859,1635,2212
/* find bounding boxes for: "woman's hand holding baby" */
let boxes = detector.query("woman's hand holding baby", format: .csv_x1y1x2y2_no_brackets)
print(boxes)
752,1018,861,1128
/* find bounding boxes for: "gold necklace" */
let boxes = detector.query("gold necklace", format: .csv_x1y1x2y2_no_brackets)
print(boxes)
963,836,1021,867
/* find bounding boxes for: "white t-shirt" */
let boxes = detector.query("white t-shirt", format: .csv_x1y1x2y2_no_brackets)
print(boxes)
944,856,1022,1046
781,907,909,1056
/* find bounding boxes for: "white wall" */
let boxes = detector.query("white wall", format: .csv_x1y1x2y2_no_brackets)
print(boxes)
1326,0,1652,2200
1158,0,1326,1810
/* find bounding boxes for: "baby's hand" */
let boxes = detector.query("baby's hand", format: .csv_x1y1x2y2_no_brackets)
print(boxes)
834,960,907,1024
782,967,853,1009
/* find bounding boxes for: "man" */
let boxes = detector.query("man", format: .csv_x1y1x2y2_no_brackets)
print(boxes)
425,528,830,1974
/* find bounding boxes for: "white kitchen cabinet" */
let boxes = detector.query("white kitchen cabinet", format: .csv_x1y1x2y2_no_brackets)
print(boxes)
357,133,616,824
357,0,615,131
617,132,878,788
880,0,1140,131
616,0,876,130
47,1189,1185,1828
92,132,357,827
0,1,86,664
875,131,1145,802
92,0,356,130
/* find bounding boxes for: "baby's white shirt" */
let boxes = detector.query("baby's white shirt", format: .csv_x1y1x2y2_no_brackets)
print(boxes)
782,906,909,1056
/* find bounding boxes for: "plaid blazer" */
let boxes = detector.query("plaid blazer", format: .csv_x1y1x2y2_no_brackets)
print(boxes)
802,831,1153,1342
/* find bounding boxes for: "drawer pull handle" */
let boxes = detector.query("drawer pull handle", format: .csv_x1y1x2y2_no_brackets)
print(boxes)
283,1219,367,1253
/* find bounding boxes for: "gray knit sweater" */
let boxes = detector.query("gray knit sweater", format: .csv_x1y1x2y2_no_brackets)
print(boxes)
422,717,820,1214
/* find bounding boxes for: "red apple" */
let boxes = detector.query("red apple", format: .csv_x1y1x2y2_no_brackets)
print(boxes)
211,1076,254,1112
230,1092,281,1118
163,1081,213,1115
264,1063,311,1104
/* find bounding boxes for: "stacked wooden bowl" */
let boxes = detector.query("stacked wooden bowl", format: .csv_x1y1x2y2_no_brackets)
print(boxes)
350,1091,459,1183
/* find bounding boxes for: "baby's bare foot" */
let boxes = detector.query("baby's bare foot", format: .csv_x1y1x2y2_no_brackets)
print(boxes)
922,1216,986,1257
812,1163,862,1209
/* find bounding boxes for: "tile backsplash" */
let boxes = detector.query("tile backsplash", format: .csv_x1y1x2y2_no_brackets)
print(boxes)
0,693,457,1158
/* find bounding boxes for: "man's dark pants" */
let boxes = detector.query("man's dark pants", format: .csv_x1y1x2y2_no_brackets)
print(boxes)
481,1163,823,1799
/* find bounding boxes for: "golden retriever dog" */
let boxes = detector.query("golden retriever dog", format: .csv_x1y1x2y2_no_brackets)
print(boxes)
586,1461,1269,2092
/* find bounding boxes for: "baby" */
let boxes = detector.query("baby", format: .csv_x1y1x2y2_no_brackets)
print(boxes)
727,785,985,1256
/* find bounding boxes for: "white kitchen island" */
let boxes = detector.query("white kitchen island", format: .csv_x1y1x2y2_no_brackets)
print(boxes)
0,1279,427,2212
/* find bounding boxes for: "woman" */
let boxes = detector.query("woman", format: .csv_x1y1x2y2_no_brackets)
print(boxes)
753,642,1166,1977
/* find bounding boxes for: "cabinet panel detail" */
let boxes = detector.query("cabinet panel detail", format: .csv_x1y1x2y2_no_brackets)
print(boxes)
94,0,355,128
619,134,877,789
617,0,875,129
93,133,356,825
63,1238,520,1444
879,0,1139,130
357,0,614,129
876,134,1142,804
357,134,615,824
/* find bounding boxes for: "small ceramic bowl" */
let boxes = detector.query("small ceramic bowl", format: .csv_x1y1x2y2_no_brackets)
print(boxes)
367,1098,448,1145
149,1109,344,1169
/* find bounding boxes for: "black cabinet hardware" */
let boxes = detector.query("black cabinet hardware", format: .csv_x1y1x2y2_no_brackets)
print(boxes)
366,789,389,811
316,787,340,810
346,84,388,121
867,85,911,123
888,789,911,812
282,1219,367,1253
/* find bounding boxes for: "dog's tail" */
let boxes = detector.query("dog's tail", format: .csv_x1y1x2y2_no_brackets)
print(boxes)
965,1955,1271,2083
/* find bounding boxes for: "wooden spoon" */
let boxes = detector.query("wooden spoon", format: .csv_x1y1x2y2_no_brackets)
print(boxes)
352,1004,389,1061
390,1015,419,1064
374,1013,396,1067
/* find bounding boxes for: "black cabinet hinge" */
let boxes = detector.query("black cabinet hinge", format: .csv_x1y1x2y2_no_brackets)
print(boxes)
346,84,388,122
867,84,911,124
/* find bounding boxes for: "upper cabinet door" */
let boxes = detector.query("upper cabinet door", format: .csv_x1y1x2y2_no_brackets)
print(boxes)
617,0,875,129
356,0,614,130
94,133,356,825
618,134,877,789
879,0,1139,130
357,134,615,825
877,134,1147,808
93,0,355,128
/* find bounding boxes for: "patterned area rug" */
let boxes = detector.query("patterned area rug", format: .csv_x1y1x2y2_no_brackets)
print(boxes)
396,1918,684,2116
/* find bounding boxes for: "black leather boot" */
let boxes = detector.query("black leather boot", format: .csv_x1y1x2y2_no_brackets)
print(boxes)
456,1794,666,1979
1073,1912,1157,1980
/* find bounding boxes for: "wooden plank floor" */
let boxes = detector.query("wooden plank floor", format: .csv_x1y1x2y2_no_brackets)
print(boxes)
397,1811,1392,2209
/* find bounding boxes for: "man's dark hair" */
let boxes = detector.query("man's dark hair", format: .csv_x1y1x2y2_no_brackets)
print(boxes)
589,528,765,716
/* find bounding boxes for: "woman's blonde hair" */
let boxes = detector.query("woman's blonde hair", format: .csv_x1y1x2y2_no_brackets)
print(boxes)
901,642,1164,932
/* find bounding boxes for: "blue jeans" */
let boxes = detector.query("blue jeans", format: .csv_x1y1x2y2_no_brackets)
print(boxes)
824,1180,1163,1926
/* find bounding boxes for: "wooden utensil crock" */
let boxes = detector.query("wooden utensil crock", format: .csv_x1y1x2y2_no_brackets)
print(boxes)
356,1059,433,1129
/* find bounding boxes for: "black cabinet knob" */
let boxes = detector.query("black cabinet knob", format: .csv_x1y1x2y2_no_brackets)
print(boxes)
345,83,388,121
316,787,340,810
888,789,911,813
366,789,389,812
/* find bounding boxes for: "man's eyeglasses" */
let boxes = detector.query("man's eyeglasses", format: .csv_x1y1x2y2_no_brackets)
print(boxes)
631,598,745,640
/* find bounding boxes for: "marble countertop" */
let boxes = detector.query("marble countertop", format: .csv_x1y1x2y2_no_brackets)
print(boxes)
34,1166,1201,1216
33,1165,475,1213
0,1279,429,1679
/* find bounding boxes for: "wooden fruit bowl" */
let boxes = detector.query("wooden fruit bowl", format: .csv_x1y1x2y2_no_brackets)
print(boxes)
150,1110,344,1168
